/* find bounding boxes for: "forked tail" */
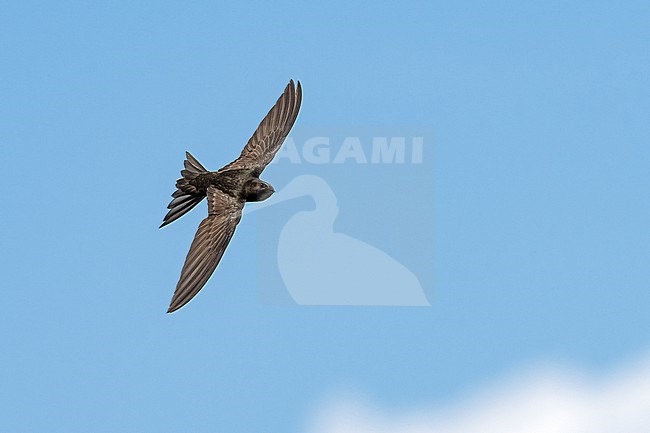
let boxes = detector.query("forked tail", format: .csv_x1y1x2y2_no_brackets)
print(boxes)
160,152,208,228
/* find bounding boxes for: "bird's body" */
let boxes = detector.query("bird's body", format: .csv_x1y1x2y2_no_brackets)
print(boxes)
160,80,302,313
190,169,271,202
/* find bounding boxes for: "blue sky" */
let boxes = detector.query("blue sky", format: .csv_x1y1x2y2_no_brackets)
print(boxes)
2,1,650,432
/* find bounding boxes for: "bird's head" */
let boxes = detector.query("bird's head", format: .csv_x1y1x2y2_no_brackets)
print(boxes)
244,179,275,202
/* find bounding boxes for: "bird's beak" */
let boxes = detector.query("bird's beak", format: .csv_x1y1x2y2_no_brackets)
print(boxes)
244,181,299,215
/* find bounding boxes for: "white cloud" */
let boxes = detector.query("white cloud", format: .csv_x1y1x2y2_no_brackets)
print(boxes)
308,352,650,433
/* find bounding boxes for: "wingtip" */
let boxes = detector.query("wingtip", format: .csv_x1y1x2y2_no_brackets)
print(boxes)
287,79,301,101
167,302,183,313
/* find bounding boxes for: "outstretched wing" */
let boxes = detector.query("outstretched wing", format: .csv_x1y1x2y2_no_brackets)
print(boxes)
220,79,302,174
167,186,244,313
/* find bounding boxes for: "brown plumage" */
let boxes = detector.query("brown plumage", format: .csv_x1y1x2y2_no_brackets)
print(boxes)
161,80,302,313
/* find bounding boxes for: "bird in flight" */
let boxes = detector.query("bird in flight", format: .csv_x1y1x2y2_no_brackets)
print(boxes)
160,80,302,313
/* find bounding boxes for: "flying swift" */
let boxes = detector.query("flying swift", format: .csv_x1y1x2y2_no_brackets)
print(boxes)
160,80,302,313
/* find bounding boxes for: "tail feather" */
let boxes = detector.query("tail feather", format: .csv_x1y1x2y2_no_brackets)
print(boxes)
168,194,197,208
185,152,208,172
160,152,208,228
